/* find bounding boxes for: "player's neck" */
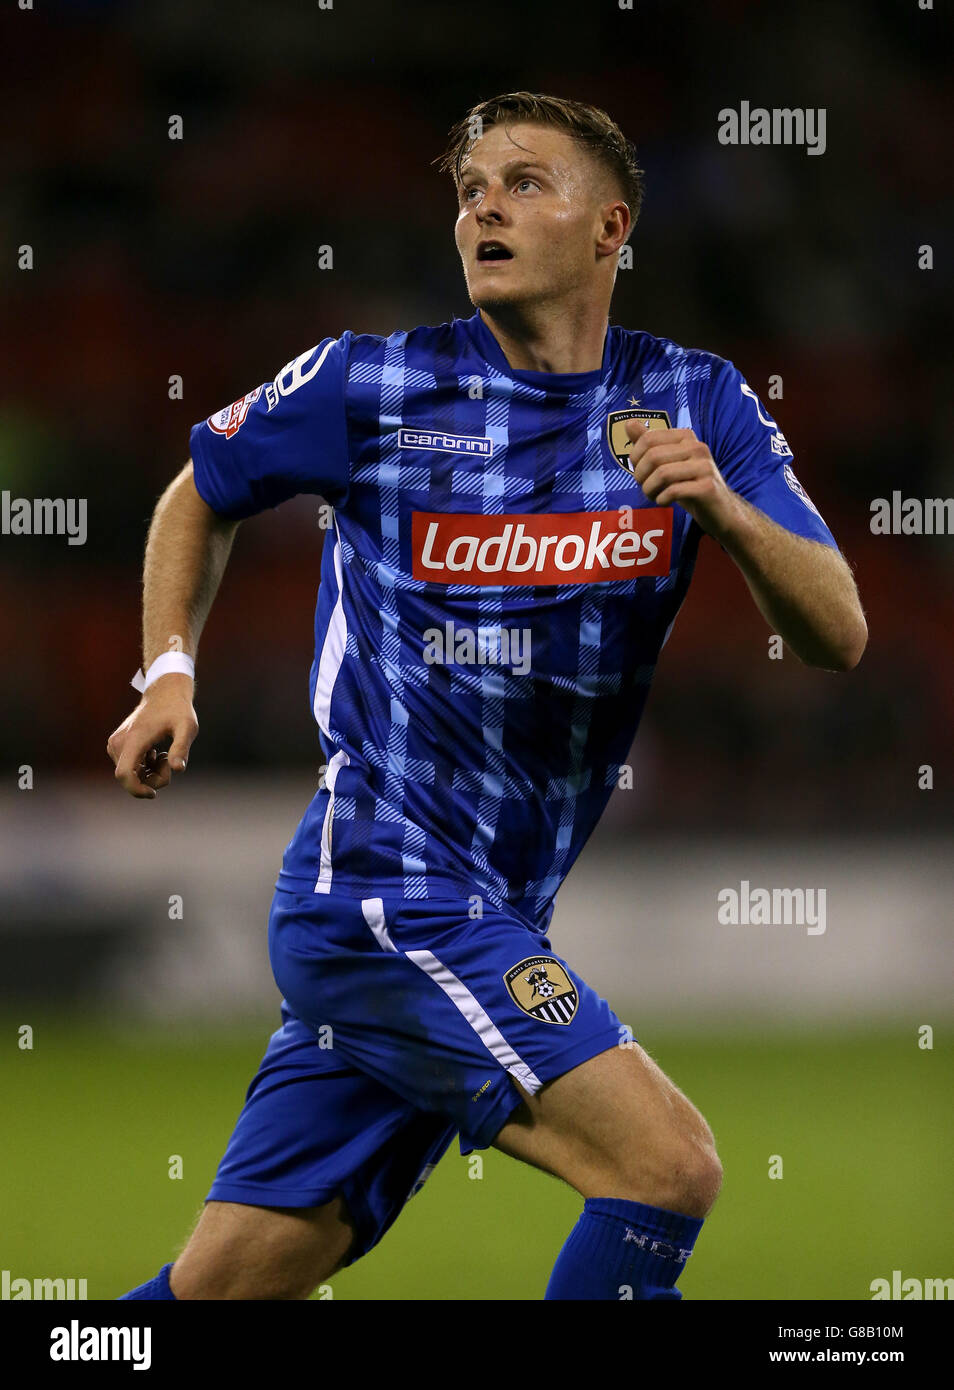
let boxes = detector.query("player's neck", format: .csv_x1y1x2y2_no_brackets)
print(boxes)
478,304,608,375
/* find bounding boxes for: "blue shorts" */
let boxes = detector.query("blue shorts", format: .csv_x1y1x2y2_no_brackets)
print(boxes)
207,889,625,1262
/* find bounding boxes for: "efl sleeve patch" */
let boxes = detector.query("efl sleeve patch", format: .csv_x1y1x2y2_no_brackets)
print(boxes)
190,336,351,520
782,462,823,519
703,357,839,549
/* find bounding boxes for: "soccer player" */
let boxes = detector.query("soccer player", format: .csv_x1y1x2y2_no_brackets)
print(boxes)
108,93,867,1301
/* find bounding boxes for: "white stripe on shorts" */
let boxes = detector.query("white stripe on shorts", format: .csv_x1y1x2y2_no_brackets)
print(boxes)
405,947,542,1095
360,898,542,1094
361,897,398,952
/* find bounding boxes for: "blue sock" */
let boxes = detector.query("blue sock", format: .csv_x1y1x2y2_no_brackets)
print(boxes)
545,1197,704,1300
117,1263,177,1300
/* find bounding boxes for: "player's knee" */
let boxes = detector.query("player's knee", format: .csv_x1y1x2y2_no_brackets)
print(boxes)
170,1198,355,1300
171,1238,349,1301
678,1139,723,1217
612,1119,722,1219
627,1134,722,1219
662,1110,723,1216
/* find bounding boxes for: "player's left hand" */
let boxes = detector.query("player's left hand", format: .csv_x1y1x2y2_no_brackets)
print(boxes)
623,419,741,541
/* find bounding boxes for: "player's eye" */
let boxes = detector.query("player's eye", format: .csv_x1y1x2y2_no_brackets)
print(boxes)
515,179,538,192
462,186,482,202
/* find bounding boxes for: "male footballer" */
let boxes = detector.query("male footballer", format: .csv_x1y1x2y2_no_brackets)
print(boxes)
109,93,867,1301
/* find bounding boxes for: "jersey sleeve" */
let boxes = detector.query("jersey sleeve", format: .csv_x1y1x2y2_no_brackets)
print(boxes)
702,355,838,549
189,335,351,520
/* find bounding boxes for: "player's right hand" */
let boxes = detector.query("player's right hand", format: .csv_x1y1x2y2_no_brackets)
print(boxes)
106,674,199,799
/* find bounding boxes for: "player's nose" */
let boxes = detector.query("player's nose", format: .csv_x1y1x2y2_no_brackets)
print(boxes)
475,181,507,224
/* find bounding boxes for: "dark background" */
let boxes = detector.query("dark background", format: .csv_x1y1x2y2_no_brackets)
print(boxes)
2,0,952,830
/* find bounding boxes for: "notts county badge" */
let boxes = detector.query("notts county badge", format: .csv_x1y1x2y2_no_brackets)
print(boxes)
606,408,672,476
504,956,579,1025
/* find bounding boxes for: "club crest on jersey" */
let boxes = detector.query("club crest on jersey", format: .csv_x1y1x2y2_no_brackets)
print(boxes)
504,956,578,1025
208,385,262,439
607,408,672,476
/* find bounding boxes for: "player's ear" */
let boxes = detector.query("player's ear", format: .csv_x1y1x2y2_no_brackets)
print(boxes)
596,199,630,257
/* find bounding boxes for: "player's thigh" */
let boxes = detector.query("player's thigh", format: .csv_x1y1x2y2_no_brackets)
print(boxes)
492,1040,722,1215
171,1196,355,1300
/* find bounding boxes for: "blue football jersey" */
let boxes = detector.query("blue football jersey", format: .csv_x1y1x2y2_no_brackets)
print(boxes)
190,311,838,932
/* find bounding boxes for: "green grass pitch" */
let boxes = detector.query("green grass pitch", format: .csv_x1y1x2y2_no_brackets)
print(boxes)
1,1017,949,1300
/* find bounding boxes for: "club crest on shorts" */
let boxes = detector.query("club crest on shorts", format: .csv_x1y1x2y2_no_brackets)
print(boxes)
504,956,578,1025
606,408,672,476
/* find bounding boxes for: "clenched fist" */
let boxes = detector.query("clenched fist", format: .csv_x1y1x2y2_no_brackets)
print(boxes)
623,419,741,541
106,673,198,799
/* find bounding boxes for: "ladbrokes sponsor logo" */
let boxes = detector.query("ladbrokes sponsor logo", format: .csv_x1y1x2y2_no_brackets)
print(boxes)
413,509,672,586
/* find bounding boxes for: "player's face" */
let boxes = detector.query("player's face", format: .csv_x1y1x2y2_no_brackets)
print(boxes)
454,123,611,312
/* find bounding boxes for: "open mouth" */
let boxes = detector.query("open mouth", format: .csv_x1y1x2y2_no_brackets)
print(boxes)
476,241,514,263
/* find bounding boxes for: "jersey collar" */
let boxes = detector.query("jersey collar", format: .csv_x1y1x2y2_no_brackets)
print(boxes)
463,310,610,392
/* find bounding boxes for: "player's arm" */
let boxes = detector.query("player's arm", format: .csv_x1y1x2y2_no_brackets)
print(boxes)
107,336,352,796
720,502,865,670
107,462,238,798
688,478,865,671
625,417,866,670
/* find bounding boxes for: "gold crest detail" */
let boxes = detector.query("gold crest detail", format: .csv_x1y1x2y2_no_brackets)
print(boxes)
503,956,578,1025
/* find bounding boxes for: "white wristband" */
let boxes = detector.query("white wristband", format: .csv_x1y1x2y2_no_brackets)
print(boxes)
131,652,196,693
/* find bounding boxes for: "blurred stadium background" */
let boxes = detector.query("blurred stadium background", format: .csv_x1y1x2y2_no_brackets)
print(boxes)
1,0,951,1300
